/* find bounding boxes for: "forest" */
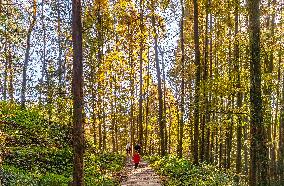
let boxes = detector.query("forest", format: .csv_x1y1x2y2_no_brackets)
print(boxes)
0,0,283,185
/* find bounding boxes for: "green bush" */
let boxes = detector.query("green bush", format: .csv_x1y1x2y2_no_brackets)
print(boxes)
146,155,240,186
39,173,71,186
1,165,72,186
1,102,125,185
5,147,72,175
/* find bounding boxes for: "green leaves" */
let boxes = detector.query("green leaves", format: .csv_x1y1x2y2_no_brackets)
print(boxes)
146,155,237,186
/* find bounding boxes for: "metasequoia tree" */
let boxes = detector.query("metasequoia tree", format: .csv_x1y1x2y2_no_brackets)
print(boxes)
248,0,268,184
192,0,201,165
72,0,84,185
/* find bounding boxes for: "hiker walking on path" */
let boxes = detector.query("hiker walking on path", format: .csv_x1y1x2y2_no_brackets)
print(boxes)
132,151,141,169
126,142,131,155
126,142,131,163
134,143,141,153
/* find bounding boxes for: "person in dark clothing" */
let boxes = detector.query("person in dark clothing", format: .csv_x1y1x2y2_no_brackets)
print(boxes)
134,143,141,153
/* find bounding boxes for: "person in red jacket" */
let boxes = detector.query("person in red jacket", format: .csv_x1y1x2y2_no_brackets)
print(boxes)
132,151,141,169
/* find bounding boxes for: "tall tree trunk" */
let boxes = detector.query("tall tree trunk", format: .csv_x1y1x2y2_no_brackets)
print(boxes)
208,9,213,163
248,0,269,184
244,118,249,174
204,0,211,162
39,0,46,105
111,80,116,152
102,101,107,151
72,0,84,184
3,47,7,101
152,9,165,156
129,45,134,152
279,50,284,185
268,0,277,179
8,48,13,102
144,47,150,154
234,0,242,180
193,0,201,165
21,0,37,108
138,0,144,152
178,0,185,158
161,48,168,153
57,0,63,94
96,3,103,152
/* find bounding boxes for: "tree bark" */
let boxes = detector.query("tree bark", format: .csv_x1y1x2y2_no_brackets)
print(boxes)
178,0,185,158
279,50,284,185
138,0,144,152
193,0,201,165
72,0,84,184
234,0,242,180
248,0,269,184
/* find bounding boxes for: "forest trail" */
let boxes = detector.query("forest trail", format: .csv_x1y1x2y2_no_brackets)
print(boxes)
121,159,162,186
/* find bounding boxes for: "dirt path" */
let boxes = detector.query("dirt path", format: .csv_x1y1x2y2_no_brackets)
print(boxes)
121,159,162,186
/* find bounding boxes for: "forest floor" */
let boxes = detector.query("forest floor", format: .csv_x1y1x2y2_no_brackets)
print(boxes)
121,158,162,186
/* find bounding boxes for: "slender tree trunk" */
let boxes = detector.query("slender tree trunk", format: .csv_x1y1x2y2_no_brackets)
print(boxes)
248,0,269,184
98,96,102,151
279,50,284,185
39,0,46,105
161,48,168,154
72,0,84,184
57,0,63,94
129,46,134,152
111,80,115,152
152,9,165,156
96,3,104,152
219,127,223,168
208,10,213,163
193,0,201,165
269,0,277,179
144,47,150,154
138,0,144,153
178,0,185,158
3,48,7,101
8,48,13,102
234,0,242,179
168,105,172,154
102,101,106,151
244,119,249,174
21,0,37,108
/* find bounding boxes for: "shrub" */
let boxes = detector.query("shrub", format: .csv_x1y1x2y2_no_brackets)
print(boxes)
146,155,240,186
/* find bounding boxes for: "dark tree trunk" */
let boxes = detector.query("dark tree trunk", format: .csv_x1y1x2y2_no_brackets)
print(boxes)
234,0,242,180
161,48,168,154
248,0,269,184
72,0,84,185
193,0,201,165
